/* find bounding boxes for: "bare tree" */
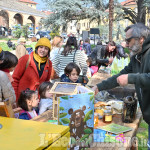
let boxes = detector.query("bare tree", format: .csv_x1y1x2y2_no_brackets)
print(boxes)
120,0,150,24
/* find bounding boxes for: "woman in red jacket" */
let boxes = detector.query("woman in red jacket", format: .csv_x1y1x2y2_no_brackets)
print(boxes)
12,37,52,101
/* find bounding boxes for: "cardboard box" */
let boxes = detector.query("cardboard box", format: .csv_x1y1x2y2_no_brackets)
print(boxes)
57,85,95,149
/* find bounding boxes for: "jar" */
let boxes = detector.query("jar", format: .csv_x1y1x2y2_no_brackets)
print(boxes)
94,113,99,127
95,107,104,119
103,110,112,123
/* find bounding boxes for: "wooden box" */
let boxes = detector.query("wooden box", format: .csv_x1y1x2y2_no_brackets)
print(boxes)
49,82,80,120
0,116,70,150
0,98,14,118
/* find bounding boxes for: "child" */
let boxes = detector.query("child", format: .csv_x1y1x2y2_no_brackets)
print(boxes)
18,89,39,120
0,51,18,83
78,40,84,51
39,82,53,115
60,62,80,83
86,57,98,76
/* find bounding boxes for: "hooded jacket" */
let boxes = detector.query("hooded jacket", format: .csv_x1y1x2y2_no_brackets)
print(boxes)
90,45,108,66
83,43,92,56
116,45,128,60
97,35,150,125
12,52,52,101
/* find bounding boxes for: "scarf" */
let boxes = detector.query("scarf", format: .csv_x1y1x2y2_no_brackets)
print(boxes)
33,51,48,70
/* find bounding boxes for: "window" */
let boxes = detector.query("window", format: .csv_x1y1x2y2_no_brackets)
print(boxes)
87,23,89,28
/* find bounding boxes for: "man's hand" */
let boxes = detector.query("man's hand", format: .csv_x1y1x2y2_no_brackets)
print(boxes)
117,74,128,86
92,86,99,95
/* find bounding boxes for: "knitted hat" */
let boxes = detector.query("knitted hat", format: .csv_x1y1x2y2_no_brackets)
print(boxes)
35,37,51,51
0,47,4,60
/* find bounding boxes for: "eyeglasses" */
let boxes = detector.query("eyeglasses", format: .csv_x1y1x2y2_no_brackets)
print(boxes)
125,36,139,43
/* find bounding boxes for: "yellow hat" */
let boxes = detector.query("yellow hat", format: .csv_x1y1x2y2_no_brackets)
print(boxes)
35,37,51,51
0,47,4,60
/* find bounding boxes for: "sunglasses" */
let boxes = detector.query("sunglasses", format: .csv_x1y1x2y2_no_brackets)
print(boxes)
125,36,139,43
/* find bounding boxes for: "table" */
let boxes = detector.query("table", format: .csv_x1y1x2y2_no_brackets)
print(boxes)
87,72,142,150
32,109,142,150
32,71,141,150
89,109,142,150
87,72,135,99
87,71,111,87
32,109,53,122
0,116,70,150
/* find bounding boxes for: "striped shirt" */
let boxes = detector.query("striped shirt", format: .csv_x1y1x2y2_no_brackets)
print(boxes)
52,49,88,77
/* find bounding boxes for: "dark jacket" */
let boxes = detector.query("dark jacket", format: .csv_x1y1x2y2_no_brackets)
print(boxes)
60,74,79,83
97,36,150,125
116,45,128,60
83,43,92,56
89,45,108,68
60,74,88,86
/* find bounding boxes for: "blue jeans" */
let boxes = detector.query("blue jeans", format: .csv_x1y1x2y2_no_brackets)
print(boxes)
148,126,150,150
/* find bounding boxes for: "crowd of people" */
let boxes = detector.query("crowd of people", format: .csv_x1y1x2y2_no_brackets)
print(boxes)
0,31,131,117
1,22,150,149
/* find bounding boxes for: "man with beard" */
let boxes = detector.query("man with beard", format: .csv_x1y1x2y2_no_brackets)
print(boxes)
92,23,150,149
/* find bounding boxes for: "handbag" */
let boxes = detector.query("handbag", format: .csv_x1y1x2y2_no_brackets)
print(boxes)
50,48,61,80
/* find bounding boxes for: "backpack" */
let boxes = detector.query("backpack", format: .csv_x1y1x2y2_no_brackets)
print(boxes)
88,48,97,66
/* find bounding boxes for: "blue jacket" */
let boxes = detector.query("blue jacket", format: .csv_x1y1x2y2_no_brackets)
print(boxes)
83,43,92,56
19,109,38,120
60,74,88,86
60,74,79,83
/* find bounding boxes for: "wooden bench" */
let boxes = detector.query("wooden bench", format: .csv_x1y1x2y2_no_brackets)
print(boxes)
31,109,53,122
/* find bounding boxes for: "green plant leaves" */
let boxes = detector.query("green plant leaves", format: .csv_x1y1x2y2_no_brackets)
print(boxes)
84,128,92,134
61,118,70,124
84,110,93,122
59,113,67,118
61,96,69,100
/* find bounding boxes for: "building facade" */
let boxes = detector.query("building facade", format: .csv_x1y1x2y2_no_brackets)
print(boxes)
0,0,45,33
